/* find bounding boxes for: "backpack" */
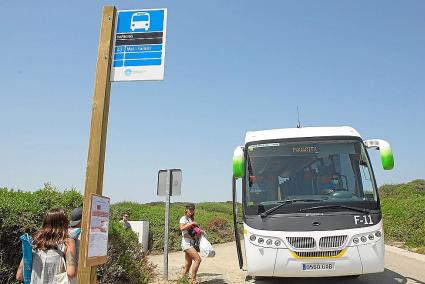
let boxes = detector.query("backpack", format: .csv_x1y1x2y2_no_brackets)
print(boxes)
31,244,68,284
20,233,33,284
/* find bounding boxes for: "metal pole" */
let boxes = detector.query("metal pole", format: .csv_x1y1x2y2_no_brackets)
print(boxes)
163,170,171,280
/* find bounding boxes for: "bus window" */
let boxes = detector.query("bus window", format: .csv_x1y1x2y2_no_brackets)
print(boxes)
359,151,375,200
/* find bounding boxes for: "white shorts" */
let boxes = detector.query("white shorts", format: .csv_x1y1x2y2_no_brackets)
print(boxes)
181,238,198,251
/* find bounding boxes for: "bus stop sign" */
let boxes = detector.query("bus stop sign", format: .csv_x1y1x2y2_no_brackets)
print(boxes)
111,8,167,81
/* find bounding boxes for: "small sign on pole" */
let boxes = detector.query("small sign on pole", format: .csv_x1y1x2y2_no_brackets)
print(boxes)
111,8,168,81
157,169,182,196
157,169,182,281
84,194,110,267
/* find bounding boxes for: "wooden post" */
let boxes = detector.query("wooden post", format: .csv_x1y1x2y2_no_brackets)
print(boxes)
77,6,116,284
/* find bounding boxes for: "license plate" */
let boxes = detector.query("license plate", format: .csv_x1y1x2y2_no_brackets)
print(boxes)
302,263,335,271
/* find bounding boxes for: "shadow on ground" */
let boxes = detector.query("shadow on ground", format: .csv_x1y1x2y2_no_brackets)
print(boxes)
247,269,425,284
197,273,223,278
197,273,227,284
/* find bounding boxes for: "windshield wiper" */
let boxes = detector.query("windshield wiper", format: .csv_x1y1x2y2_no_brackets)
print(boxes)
260,199,324,218
299,205,371,214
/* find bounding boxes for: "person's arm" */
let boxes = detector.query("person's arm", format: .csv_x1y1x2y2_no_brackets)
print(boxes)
64,238,77,278
179,221,197,231
16,258,24,281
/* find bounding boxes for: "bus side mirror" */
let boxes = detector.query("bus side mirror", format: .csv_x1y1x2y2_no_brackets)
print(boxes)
233,146,245,179
364,139,394,170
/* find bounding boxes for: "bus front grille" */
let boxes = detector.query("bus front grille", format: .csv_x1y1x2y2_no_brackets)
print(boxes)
319,235,347,248
293,250,343,258
286,237,316,249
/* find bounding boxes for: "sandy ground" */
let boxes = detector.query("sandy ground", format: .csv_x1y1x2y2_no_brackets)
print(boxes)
148,242,425,284
149,242,245,284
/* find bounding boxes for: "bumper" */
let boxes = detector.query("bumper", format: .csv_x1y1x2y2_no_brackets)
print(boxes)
245,241,384,277
273,246,362,277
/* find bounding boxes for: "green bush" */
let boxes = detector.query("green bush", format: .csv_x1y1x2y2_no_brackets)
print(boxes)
0,184,83,284
97,222,156,283
176,274,191,284
380,179,425,250
110,201,242,253
0,185,156,284
207,217,233,243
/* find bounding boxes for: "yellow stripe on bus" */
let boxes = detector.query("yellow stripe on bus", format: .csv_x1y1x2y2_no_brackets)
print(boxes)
289,249,346,259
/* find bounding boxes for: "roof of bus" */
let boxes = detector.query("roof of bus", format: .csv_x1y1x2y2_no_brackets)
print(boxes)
245,126,362,144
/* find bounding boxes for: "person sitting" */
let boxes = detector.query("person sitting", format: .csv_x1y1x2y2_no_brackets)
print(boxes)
319,174,340,195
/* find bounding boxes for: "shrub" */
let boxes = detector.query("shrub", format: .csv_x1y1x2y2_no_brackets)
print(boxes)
97,222,156,283
207,217,233,243
176,274,191,284
110,201,241,253
0,184,83,284
0,186,156,284
380,179,425,251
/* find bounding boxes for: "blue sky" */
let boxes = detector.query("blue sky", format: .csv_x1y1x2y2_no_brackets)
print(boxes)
0,1,424,203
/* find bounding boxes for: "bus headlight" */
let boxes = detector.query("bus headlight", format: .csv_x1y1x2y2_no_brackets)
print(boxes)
248,233,285,248
351,229,383,246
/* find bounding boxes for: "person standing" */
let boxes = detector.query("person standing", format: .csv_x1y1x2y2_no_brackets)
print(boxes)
119,212,132,230
16,208,77,283
68,207,82,284
179,203,202,284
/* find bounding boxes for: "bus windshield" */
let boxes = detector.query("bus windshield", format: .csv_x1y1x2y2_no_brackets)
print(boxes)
245,139,378,214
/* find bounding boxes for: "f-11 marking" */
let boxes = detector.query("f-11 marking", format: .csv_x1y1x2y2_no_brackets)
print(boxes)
354,215,373,225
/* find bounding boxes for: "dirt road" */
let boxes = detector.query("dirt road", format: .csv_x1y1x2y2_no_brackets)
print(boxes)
149,242,425,284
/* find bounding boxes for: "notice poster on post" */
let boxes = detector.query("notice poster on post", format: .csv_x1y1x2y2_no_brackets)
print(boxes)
85,194,110,266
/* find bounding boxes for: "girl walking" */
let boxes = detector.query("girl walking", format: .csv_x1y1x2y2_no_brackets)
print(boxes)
179,203,202,284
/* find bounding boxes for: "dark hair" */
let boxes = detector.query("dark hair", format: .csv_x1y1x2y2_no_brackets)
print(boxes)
33,208,69,251
185,203,195,210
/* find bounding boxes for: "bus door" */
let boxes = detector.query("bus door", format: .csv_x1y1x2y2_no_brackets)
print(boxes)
232,176,244,269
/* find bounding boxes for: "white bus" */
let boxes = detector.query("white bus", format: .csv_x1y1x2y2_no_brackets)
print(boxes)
232,126,394,278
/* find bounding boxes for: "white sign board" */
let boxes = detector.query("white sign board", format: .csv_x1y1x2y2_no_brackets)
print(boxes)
128,221,149,253
85,194,110,266
111,8,167,81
